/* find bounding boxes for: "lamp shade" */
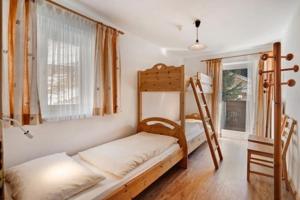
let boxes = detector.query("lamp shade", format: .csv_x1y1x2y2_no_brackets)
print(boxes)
189,41,206,51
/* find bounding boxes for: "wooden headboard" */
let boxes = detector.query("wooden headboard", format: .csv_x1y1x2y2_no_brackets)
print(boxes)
138,63,185,92
137,117,185,147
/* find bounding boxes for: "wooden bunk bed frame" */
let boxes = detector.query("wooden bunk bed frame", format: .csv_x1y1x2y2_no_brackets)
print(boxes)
137,63,188,165
104,63,188,200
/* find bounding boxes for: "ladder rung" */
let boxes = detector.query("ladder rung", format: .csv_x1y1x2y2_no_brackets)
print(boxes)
201,104,207,107
203,117,210,122
213,144,219,151
209,132,215,139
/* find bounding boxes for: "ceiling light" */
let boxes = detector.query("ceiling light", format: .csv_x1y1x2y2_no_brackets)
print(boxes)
189,19,206,51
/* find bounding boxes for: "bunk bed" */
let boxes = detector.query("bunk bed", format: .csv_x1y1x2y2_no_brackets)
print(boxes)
138,63,212,155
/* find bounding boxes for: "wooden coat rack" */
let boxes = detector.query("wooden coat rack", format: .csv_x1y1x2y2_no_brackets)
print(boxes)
260,42,299,200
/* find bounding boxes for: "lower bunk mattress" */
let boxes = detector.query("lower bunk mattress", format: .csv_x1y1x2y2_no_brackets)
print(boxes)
185,119,207,154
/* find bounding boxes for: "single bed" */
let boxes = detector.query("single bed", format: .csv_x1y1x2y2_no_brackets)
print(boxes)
5,144,181,200
5,117,186,200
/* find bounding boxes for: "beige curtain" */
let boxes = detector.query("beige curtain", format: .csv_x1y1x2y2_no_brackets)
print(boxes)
94,25,121,115
255,54,273,137
206,59,222,135
7,0,41,125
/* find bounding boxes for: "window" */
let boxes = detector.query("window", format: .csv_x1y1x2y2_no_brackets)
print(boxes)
47,40,80,106
37,2,96,121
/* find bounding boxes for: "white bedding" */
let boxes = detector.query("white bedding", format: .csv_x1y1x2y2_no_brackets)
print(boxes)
185,119,207,153
72,143,180,200
185,119,205,141
5,144,180,200
79,132,178,177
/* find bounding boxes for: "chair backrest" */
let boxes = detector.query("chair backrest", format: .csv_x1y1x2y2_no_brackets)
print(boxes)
280,115,287,135
281,116,297,159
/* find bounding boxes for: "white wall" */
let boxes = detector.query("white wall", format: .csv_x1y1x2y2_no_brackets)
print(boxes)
2,0,183,168
282,4,300,198
183,57,206,114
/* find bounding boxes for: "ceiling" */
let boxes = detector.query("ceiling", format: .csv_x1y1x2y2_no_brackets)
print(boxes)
78,0,299,55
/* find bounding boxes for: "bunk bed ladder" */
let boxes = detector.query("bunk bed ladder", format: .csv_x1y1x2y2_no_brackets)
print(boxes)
189,77,223,170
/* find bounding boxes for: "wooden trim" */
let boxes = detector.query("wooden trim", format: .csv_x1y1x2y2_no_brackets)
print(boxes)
186,113,202,120
45,0,124,35
104,148,184,200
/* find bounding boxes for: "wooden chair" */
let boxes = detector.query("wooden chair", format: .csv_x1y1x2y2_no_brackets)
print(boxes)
247,116,296,191
248,115,287,146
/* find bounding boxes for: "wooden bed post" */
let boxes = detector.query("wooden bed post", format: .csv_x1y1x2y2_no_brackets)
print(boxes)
273,42,282,200
137,72,142,124
179,66,187,168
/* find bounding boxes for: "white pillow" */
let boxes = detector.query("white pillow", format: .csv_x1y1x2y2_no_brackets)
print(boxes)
5,153,105,200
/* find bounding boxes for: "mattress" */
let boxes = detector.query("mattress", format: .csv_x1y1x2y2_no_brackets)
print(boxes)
71,143,180,200
185,119,207,153
5,143,180,200
185,119,205,141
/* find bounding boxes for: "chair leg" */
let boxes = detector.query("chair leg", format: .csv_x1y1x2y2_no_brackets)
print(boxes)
282,160,289,191
247,150,250,182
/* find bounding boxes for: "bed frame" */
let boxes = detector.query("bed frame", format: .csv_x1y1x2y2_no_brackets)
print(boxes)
104,117,186,200
103,64,188,200
104,64,215,199
137,63,187,164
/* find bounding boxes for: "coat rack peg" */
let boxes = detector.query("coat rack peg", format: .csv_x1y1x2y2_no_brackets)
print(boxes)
259,69,274,75
261,54,269,61
281,79,296,87
284,53,294,61
263,80,271,88
281,65,299,72
261,53,294,61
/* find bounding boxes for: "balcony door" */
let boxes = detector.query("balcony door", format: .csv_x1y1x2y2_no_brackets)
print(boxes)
220,59,258,139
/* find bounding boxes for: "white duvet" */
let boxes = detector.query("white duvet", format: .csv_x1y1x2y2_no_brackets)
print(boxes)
79,132,178,178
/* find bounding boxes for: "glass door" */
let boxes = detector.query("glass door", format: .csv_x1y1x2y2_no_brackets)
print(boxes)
220,59,258,140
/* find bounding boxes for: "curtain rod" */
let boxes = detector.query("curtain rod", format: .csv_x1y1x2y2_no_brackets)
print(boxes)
46,0,124,35
200,51,271,62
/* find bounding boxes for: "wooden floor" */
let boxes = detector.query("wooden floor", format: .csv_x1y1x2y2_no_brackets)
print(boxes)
135,138,293,200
